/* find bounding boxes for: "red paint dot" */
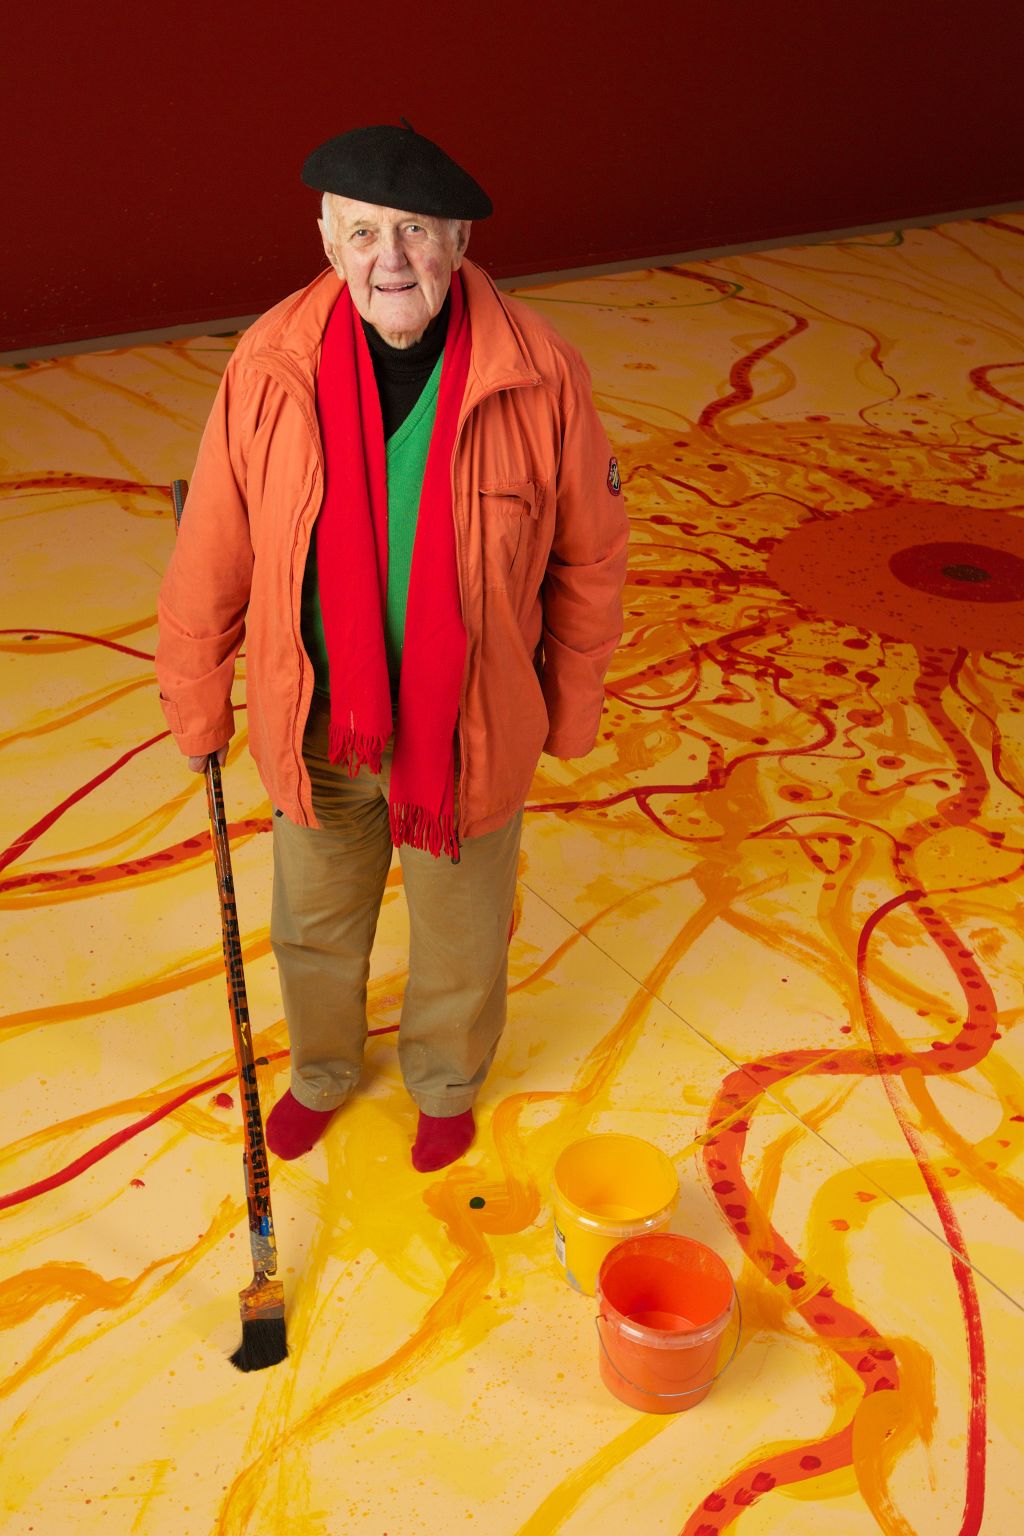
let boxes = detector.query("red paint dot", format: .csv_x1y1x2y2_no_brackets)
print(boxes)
800,1455,822,1470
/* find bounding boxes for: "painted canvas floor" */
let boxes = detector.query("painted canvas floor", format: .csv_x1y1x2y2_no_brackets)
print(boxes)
2,212,1024,1535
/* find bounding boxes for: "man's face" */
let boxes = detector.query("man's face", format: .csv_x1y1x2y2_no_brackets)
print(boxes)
319,195,470,348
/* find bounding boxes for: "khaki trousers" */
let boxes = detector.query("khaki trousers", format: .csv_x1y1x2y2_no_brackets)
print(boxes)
270,695,523,1118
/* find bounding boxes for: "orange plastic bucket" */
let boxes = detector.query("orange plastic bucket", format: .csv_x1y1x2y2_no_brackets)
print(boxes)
596,1234,738,1412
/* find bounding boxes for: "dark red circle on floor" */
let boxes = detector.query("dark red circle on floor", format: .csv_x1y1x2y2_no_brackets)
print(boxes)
889,542,1024,603
767,503,1024,650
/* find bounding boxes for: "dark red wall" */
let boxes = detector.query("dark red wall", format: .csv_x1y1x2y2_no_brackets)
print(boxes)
5,0,1022,351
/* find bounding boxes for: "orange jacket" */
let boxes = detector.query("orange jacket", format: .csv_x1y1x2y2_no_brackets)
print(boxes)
156,260,628,838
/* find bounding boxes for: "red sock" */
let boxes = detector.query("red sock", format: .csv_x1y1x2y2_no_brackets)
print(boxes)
265,1089,338,1160
411,1109,475,1172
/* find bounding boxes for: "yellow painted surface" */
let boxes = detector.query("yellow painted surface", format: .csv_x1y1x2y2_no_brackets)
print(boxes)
2,215,1023,1534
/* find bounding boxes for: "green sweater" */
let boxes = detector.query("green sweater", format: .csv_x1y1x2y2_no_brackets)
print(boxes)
301,351,444,695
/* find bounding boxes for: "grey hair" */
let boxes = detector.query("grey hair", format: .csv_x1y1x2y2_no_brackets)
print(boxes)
320,193,462,245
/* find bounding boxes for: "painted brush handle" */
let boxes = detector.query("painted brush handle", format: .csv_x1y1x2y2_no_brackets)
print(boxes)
170,479,278,1279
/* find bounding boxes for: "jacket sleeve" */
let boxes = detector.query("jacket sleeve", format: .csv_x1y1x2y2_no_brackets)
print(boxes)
540,354,629,757
154,352,255,756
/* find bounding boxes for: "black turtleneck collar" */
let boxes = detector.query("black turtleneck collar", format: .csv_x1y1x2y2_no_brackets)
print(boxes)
362,289,450,370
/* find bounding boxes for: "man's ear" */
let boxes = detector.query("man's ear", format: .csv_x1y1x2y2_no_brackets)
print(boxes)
451,219,471,269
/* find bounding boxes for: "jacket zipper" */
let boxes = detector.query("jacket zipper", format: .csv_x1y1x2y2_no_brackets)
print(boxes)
449,374,540,847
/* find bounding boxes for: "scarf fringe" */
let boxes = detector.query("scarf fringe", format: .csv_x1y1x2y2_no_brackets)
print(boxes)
328,723,386,778
389,801,460,861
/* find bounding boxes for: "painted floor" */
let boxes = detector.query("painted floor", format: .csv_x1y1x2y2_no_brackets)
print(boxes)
2,213,1023,1535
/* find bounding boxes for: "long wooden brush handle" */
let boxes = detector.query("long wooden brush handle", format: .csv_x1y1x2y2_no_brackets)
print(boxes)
170,478,278,1280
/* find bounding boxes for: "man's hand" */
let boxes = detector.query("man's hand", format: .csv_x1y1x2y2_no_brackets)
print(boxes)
187,746,229,773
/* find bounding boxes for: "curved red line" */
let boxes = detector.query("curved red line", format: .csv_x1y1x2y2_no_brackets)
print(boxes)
0,1059,278,1213
680,1425,855,1535
685,857,995,1531
0,818,272,895
683,1060,896,1531
0,476,168,493
856,894,987,1535
698,308,808,434
0,730,171,875
967,361,1024,416
1,1025,401,1213
0,627,156,660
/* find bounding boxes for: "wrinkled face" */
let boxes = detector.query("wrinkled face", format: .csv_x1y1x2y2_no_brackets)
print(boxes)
319,195,470,348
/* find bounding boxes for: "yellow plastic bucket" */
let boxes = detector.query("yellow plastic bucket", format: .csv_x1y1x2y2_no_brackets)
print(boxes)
552,1134,679,1295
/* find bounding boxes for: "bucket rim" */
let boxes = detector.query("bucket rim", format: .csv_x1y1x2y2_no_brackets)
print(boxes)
596,1234,736,1345
551,1134,679,1229
598,1230,736,1282
551,1195,678,1237
553,1132,679,1170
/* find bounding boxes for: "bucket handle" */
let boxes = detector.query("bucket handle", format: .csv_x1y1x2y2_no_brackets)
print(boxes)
596,1283,742,1403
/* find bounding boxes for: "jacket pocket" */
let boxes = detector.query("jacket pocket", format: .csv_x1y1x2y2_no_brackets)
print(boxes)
478,480,541,587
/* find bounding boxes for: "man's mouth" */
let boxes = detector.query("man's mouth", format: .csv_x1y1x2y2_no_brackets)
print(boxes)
375,282,417,294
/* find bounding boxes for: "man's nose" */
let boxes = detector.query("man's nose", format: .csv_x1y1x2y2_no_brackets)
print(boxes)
378,231,408,270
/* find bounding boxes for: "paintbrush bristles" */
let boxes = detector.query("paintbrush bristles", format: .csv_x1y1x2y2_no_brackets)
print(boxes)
231,1275,287,1370
230,1315,289,1372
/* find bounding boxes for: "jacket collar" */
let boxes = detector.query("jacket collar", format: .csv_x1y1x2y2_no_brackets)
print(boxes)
248,259,540,413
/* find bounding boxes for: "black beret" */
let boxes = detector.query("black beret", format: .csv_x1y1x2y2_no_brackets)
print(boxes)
301,122,492,220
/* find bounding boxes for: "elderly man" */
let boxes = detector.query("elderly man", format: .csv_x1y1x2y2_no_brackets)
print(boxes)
156,123,628,1172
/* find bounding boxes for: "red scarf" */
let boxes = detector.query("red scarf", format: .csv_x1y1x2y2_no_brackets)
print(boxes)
315,272,471,859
